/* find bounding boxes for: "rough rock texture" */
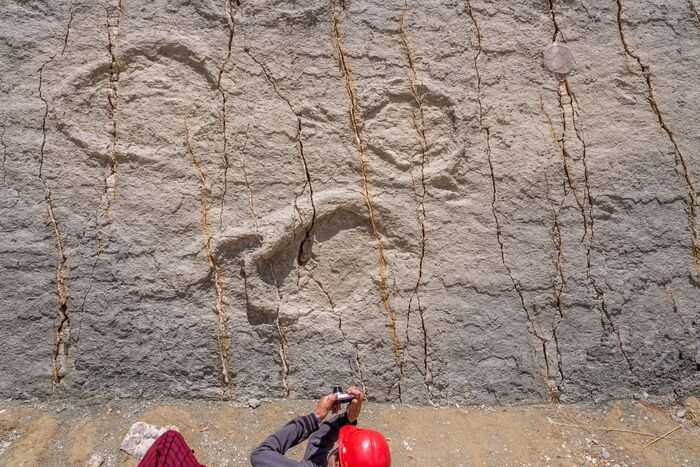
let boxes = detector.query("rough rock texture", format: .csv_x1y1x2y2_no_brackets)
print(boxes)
0,0,698,404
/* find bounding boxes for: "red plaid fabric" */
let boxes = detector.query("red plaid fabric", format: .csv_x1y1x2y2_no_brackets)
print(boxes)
138,430,205,467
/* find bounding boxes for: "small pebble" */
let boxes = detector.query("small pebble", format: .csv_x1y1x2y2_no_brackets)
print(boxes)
87,453,104,467
248,398,261,409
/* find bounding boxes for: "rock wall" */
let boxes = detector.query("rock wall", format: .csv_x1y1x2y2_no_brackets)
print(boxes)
1,0,698,404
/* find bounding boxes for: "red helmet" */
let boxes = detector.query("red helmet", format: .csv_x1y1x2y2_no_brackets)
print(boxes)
338,425,391,467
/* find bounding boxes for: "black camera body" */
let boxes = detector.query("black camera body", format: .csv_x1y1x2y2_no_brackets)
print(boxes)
332,386,355,404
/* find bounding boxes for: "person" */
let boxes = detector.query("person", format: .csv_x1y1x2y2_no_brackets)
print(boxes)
250,387,391,467
138,430,205,466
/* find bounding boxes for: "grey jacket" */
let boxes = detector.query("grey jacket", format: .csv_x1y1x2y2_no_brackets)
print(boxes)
250,412,356,466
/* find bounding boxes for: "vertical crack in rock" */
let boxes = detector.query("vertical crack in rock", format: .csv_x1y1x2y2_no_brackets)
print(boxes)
541,96,631,372
541,93,588,241
47,189,69,392
238,125,260,231
545,3,589,243
399,3,432,400
331,6,404,399
78,216,101,325
563,82,612,371
268,262,291,398
216,0,237,230
690,0,700,26
547,188,566,321
465,0,483,120
244,47,317,266
467,2,553,399
547,4,630,383
544,11,596,387
38,58,70,391
61,0,75,57
294,121,317,265
664,284,689,330
546,180,566,393
184,119,234,398
38,58,55,178
105,1,123,219
617,0,700,277
594,278,633,371
563,80,595,246
1,119,7,184
531,304,558,401
663,284,696,370
80,196,109,333
310,276,367,395
551,318,564,391
292,190,304,287
547,0,563,42
48,15,79,362
240,261,252,313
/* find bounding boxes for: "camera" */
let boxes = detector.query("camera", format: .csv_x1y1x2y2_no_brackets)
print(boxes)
332,386,355,404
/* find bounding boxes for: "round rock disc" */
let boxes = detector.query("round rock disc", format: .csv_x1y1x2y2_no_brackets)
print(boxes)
543,41,574,80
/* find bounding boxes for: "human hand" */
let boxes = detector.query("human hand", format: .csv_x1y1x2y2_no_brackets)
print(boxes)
345,387,363,423
314,392,340,422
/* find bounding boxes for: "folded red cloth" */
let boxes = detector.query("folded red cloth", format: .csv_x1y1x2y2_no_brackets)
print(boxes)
138,430,205,467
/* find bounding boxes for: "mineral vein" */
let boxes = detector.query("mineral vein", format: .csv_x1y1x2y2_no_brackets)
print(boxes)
184,119,234,397
331,8,404,400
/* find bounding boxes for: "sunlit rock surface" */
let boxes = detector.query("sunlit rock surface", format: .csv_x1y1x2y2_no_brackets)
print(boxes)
0,0,698,403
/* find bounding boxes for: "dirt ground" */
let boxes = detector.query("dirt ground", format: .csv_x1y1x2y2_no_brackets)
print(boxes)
0,396,698,466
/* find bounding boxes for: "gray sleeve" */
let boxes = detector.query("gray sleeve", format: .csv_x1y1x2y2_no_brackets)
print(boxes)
250,413,320,467
303,412,357,466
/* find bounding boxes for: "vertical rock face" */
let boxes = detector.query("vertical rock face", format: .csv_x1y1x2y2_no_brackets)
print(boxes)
0,0,698,404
